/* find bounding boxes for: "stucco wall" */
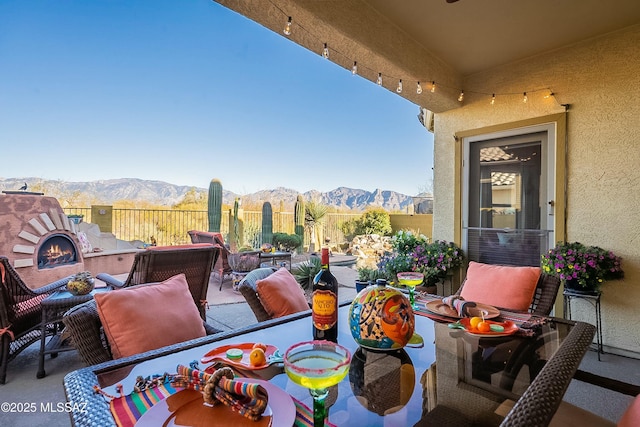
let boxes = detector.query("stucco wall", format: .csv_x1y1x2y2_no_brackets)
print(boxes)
432,24,640,355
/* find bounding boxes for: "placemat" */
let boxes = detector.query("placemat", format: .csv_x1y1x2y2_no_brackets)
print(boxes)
104,370,336,427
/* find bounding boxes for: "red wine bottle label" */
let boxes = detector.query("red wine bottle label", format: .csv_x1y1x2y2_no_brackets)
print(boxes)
312,289,337,330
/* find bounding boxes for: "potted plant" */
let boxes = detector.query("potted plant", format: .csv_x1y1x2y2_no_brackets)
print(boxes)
355,267,388,292
541,241,624,293
410,240,465,287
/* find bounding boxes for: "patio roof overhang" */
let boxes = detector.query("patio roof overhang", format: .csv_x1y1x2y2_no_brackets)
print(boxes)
213,0,640,113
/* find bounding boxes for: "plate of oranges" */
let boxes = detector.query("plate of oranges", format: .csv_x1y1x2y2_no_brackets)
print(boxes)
456,317,519,337
201,342,281,370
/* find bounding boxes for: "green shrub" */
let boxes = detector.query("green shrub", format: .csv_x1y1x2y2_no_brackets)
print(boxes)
357,208,392,236
340,208,392,240
272,232,303,252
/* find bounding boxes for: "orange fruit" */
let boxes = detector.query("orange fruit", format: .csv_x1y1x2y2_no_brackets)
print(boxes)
252,342,268,351
477,321,491,333
249,348,266,366
469,317,483,330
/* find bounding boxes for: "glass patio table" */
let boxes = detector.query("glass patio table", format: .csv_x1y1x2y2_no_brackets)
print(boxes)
63,303,595,427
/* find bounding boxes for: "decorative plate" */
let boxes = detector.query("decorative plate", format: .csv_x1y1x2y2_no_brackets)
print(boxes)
135,378,295,427
200,343,281,370
457,318,519,337
424,300,500,319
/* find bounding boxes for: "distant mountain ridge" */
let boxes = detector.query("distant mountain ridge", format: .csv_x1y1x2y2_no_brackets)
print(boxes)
0,178,418,212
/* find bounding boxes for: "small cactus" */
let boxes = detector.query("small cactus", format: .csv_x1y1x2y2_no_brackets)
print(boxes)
262,202,273,246
208,179,222,232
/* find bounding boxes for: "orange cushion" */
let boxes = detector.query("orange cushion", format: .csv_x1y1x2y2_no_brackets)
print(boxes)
460,262,541,312
256,268,309,318
94,274,206,359
618,395,640,427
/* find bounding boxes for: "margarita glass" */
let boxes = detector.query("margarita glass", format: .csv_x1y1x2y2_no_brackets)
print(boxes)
397,272,424,309
284,340,351,427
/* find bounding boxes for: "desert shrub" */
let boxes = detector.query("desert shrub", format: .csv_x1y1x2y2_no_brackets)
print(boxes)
272,232,303,252
340,208,392,240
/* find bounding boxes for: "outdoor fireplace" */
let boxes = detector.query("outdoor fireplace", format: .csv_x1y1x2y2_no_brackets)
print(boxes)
37,234,79,269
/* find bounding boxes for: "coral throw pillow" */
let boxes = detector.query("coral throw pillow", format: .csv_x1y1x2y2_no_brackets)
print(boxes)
618,395,640,427
256,268,309,318
94,274,206,359
460,262,541,312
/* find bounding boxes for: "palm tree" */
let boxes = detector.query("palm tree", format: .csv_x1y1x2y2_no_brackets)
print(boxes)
304,200,328,253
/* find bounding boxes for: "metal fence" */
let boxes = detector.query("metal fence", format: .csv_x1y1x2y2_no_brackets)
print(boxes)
64,207,360,248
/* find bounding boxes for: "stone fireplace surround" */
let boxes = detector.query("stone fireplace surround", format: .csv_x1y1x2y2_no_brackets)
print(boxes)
0,193,138,290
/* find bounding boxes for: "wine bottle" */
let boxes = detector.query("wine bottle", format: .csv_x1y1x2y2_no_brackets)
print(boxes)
312,247,338,342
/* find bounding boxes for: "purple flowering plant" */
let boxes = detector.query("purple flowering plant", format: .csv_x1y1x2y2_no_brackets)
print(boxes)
540,241,623,289
410,240,464,286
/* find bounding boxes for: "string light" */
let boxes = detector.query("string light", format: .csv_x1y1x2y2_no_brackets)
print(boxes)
283,17,292,36
268,4,563,106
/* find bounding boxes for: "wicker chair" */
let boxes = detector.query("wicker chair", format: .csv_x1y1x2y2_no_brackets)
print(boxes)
237,267,280,322
455,268,561,316
187,230,232,291
96,244,220,320
0,256,71,384
62,291,221,366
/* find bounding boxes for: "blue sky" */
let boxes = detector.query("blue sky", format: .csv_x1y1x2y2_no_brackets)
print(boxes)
0,0,433,196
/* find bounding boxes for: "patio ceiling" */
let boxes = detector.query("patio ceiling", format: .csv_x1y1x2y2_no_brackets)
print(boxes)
214,0,640,113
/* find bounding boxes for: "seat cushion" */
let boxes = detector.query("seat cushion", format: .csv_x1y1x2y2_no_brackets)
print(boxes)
256,268,309,318
94,274,206,359
460,262,541,312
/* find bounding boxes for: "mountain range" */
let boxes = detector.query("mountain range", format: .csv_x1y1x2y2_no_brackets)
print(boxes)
0,178,425,212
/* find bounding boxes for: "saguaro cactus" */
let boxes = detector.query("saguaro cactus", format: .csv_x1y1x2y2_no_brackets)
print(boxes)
207,179,222,232
262,202,273,246
294,195,305,253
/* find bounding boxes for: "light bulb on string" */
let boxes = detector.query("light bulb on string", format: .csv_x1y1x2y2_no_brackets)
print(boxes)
523,92,528,103
396,79,403,93
322,43,329,59
351,61,358,75
491,94,496,105
377,73,383,86
283,17,292,36
431,81,436,93
416,81,423,94
458,90,464,102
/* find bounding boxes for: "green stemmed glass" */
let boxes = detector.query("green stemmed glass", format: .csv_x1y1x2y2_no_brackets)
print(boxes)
397,272,424,309
284,340,351,427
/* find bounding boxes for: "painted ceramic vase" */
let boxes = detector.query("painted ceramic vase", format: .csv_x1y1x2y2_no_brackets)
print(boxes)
348,280,417,350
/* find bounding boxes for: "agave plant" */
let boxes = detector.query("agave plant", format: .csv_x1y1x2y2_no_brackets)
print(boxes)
292,256,322,291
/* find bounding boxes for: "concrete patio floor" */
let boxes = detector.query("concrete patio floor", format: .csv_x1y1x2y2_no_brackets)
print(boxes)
1,262,638,426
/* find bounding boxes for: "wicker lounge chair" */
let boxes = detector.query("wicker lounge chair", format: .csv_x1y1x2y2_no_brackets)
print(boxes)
187,230,233,291
237,267,310,322
96,244,220,320
0,256,71,384
62,289,221,366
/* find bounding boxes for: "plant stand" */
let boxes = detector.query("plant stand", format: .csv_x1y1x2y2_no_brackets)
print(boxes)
563,289,603,360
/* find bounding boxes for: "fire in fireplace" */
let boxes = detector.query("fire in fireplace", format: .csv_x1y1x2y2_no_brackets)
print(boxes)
37,234,79,269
